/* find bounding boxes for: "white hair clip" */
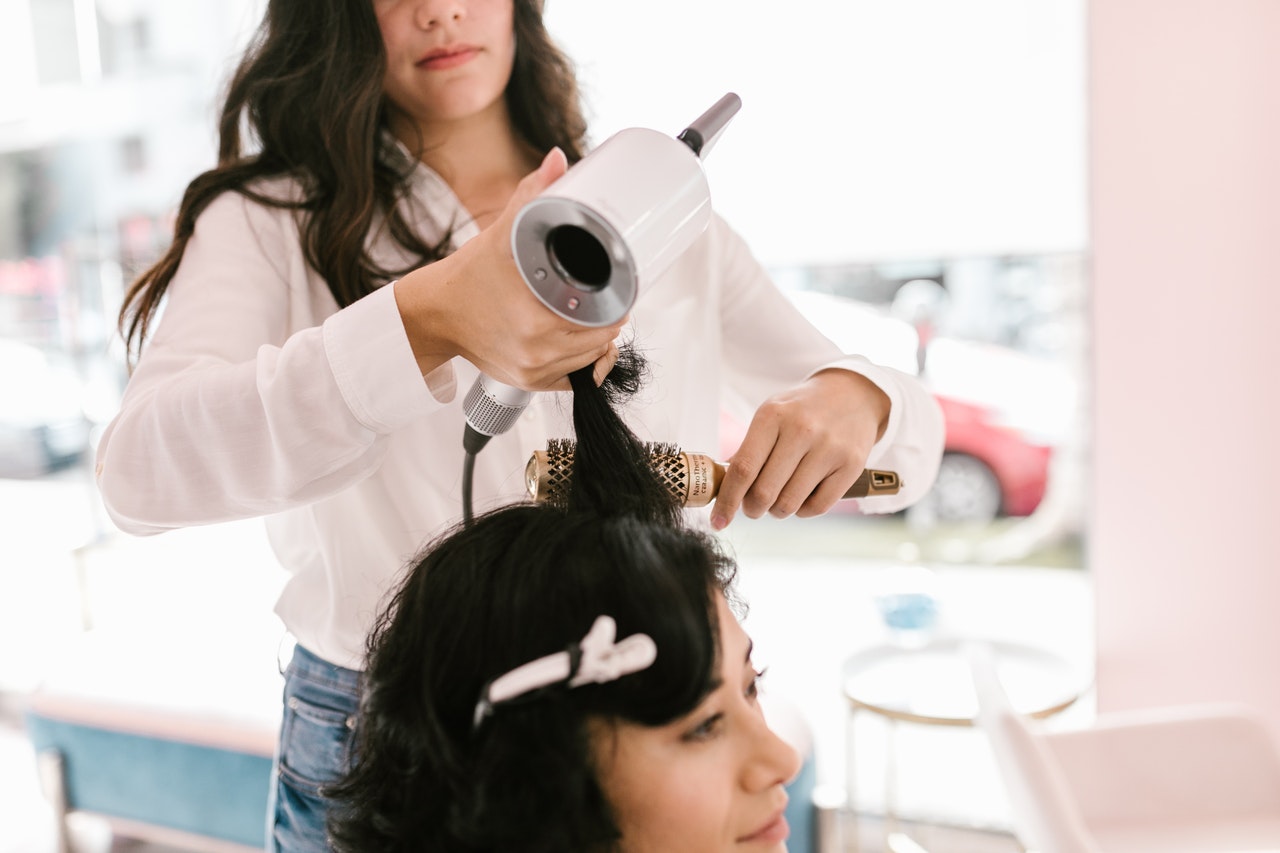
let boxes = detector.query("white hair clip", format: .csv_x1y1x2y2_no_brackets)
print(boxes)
473,615,657,729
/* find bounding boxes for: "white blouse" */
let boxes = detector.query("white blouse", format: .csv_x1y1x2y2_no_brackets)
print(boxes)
96,163,944,669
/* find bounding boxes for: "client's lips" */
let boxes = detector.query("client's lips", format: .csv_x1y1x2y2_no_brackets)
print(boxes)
417,45,479,70
739,810,789,845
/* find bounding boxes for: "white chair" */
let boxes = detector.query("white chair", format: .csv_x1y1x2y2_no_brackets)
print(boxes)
969,642,1280,853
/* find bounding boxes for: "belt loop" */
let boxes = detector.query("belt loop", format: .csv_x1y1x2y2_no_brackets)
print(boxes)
277,633,298,676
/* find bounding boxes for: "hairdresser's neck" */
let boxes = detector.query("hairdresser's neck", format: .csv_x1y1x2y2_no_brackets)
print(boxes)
391,101,539,227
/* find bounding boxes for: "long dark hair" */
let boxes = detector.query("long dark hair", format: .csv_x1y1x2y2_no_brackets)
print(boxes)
118,0,588,364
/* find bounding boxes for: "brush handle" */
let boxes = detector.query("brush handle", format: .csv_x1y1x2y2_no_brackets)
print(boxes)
525,447,900,507
680,454,900,507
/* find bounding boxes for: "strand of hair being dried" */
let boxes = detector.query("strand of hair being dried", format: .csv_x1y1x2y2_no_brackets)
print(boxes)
565,346,682,526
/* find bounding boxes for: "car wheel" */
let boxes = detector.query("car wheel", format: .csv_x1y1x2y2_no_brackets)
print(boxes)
909,452,1003,525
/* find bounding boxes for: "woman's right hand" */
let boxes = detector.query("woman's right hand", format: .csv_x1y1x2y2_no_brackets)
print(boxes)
393,148,627,391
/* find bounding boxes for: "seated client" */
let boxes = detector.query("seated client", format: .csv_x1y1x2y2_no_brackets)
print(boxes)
326,503,800,852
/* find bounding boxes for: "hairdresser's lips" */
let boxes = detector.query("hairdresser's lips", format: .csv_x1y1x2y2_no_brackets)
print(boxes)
417,45,480,71
738,810,789,845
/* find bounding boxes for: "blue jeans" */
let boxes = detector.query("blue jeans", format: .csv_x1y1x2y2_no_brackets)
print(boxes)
269,645,361,853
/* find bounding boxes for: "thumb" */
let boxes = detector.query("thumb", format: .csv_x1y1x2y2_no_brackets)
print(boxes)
511,147,568,208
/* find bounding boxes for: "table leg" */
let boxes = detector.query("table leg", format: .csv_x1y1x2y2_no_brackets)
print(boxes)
814,784,848,853
887,832,930,853
845,706,860,852
885,718,899,841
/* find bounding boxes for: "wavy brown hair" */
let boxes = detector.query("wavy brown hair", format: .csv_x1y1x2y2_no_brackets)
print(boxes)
119,0,588,364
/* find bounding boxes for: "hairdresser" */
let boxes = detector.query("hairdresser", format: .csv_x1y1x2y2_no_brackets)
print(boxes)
95,0,943,849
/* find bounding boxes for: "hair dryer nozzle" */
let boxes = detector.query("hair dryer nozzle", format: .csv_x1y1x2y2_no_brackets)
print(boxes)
677,92,742,158
464,374,533,444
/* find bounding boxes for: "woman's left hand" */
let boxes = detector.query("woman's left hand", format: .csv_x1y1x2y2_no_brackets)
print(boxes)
710,370,891,529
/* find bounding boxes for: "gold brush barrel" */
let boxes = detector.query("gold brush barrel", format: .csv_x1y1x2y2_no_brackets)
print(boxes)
645,451,724,508
525,443,900,507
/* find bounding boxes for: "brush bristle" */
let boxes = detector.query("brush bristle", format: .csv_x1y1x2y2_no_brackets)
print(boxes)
643,443,688,502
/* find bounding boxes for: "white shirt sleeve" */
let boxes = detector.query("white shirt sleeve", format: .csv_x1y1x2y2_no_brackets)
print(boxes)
96,190,444,534
711,217,944,513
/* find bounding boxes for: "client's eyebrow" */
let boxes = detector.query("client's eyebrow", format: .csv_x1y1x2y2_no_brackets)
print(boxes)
691,638,755,705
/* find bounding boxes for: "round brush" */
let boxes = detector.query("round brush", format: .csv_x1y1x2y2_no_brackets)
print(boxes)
525,438,901,508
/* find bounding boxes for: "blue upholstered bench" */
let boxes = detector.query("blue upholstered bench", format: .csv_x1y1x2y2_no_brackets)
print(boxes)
24,630,282,851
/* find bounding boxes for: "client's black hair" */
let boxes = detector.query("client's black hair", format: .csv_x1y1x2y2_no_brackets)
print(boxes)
566,352,682,526
326,353,736,851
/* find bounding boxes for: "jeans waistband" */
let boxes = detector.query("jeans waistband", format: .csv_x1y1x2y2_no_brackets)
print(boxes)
286,643,363,696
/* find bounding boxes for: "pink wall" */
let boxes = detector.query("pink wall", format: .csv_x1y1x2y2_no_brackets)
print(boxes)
1090,0,1280,724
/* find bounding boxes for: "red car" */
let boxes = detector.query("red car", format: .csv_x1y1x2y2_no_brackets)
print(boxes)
926,394,1051,522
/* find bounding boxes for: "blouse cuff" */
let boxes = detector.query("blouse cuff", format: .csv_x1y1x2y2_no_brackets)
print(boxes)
322,284,447,433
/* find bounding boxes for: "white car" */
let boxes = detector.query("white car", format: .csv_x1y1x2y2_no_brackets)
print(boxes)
0,341,93,478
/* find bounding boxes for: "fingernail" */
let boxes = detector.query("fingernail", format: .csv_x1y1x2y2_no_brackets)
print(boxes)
711,514,728,531
542,146,564,172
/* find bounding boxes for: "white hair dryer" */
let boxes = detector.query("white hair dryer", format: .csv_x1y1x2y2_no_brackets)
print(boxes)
462,92,743,451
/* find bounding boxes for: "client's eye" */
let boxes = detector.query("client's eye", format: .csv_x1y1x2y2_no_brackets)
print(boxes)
683,712,725,742
746,666,767,702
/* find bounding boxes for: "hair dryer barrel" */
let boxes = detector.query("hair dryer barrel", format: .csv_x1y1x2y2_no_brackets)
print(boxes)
510,92,741,328
511,128,713,326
